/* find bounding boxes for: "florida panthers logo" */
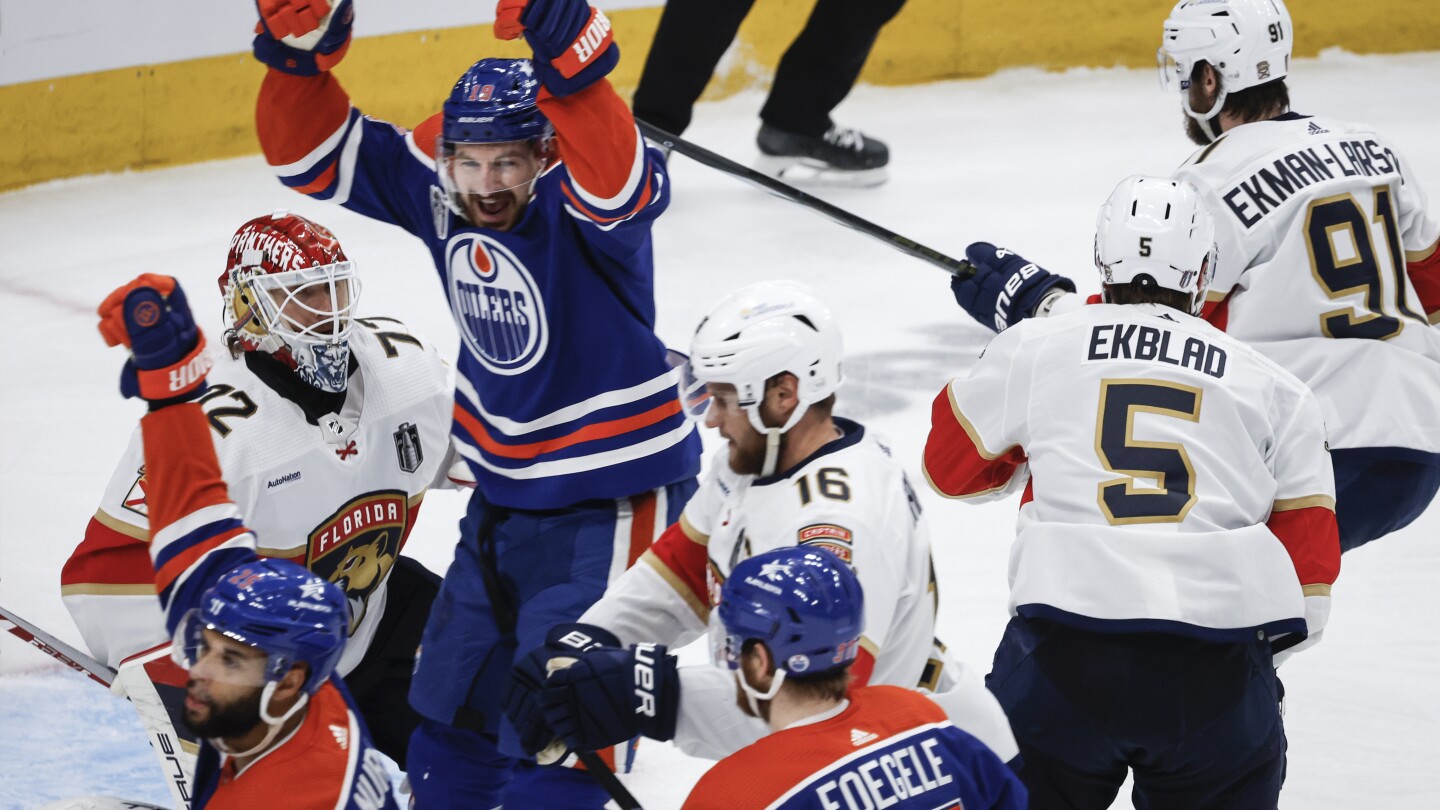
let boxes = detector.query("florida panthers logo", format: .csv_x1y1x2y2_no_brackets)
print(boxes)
447,234,548,375
307,491,409,634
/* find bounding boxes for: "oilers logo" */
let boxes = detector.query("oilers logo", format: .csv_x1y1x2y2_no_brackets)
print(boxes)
447,234,548,375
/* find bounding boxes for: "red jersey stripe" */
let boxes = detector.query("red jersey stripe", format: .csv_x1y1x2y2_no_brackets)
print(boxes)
452,398,681,460
922,387,1026,498
1267,503,1341,588
628,490,658,568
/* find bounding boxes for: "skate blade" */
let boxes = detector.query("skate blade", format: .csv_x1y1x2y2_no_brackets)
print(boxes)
754,155,889,188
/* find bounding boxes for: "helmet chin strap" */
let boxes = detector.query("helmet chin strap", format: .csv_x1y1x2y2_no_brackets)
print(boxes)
212,682,310,759
736,667,787,718
746,398,811,478
1182,84,1229,144
761,428,783,477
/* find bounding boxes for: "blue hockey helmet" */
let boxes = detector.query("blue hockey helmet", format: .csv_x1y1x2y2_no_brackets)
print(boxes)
714,547,864,678
174,558,349,696
442,58,553,144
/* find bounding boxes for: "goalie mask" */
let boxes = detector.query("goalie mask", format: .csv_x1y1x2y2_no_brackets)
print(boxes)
438,58,554,217
173,559,348,752
685,281,843,476
1095,175,1217,316
220,212,360,393
710,547,864,715
1159,0,1293,139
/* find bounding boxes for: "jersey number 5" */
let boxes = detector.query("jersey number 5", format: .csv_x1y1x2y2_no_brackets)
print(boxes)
1306,187,1424,340
1095,379,1202,525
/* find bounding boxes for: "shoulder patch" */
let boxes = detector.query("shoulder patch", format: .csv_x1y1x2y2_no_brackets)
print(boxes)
798,524,854,563
122,466,149,517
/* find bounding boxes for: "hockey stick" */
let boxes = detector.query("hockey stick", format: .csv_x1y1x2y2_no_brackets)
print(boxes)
637,120,976,279
2,606,196,808
577,751,644,810
0,603,116,686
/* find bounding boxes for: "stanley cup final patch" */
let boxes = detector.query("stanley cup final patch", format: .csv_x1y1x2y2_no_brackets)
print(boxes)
797,524,854,564
394,422,423,473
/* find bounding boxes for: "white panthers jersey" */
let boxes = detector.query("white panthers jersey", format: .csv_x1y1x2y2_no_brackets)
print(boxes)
583,419,970,760
63,318,461,675
1174,113,1440,452
925,304,1339,641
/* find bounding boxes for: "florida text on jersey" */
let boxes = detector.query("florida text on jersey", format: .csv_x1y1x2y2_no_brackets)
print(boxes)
256,70,700,509
62,319,457,675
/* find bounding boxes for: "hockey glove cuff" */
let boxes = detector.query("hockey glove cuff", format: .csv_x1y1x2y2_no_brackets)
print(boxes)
503,622,621,757
253,0,354,75
955,242,1076,332
98,274,211,407
495,0,618,97
539,642,679,756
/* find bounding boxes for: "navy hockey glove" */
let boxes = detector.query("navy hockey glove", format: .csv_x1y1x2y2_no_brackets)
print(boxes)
97,274,211,407
954,242,1076,332
494,0,618,97
540,642,679,755
253,0,354,75
503,622,621,757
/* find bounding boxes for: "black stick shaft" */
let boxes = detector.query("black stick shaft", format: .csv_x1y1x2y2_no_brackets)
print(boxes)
578,750,644,810
637,120,975,279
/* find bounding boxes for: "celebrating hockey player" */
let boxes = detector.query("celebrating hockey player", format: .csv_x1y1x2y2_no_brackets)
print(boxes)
949,0,1440,552
925,176,1341,808
502,281,1017,770
94,273,397,808
680,546,1026,810
247,0,701,804
62,212,460,768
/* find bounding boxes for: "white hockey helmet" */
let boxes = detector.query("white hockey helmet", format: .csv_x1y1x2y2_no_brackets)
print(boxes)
1159,0,1292,126
686,281,843,467
1094,175,1216,316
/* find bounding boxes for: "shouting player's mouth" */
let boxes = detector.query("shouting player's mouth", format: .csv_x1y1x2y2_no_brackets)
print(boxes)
467,191,522,230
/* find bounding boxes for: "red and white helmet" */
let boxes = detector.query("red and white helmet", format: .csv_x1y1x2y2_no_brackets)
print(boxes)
220,213,361,392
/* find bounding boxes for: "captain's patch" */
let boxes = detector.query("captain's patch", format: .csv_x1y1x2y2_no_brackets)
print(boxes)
798,524,854,563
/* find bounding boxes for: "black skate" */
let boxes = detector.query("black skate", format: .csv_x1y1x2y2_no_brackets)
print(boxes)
755,123,889,187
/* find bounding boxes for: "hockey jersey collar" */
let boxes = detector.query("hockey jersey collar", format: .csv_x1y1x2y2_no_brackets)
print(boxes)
244,350,357,426
754,417,865,486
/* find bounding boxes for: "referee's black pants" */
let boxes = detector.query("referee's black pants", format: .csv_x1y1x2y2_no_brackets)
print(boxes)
632,0,908,137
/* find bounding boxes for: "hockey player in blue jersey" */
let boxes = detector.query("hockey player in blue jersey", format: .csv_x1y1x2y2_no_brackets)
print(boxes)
249,0,701,805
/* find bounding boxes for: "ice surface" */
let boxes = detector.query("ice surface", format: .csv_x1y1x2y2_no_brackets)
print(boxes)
2,50,1438,808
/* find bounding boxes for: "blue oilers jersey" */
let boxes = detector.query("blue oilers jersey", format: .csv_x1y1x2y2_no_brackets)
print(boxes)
682,686,1026,810
258,72,700,509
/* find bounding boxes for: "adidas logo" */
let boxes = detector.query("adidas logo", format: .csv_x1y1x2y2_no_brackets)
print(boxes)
330,724,349,750
850,728,878,747
1307,122,1330,135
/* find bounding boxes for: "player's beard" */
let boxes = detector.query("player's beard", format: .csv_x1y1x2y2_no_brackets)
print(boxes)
725,428,769,476
1184,83,1221,146
463,188,529,232
1184,112,1212,146
183,682,264,739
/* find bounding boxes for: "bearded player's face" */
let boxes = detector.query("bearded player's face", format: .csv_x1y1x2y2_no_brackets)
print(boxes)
182,629,267,739
449,141,546,232
705,384,769,475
